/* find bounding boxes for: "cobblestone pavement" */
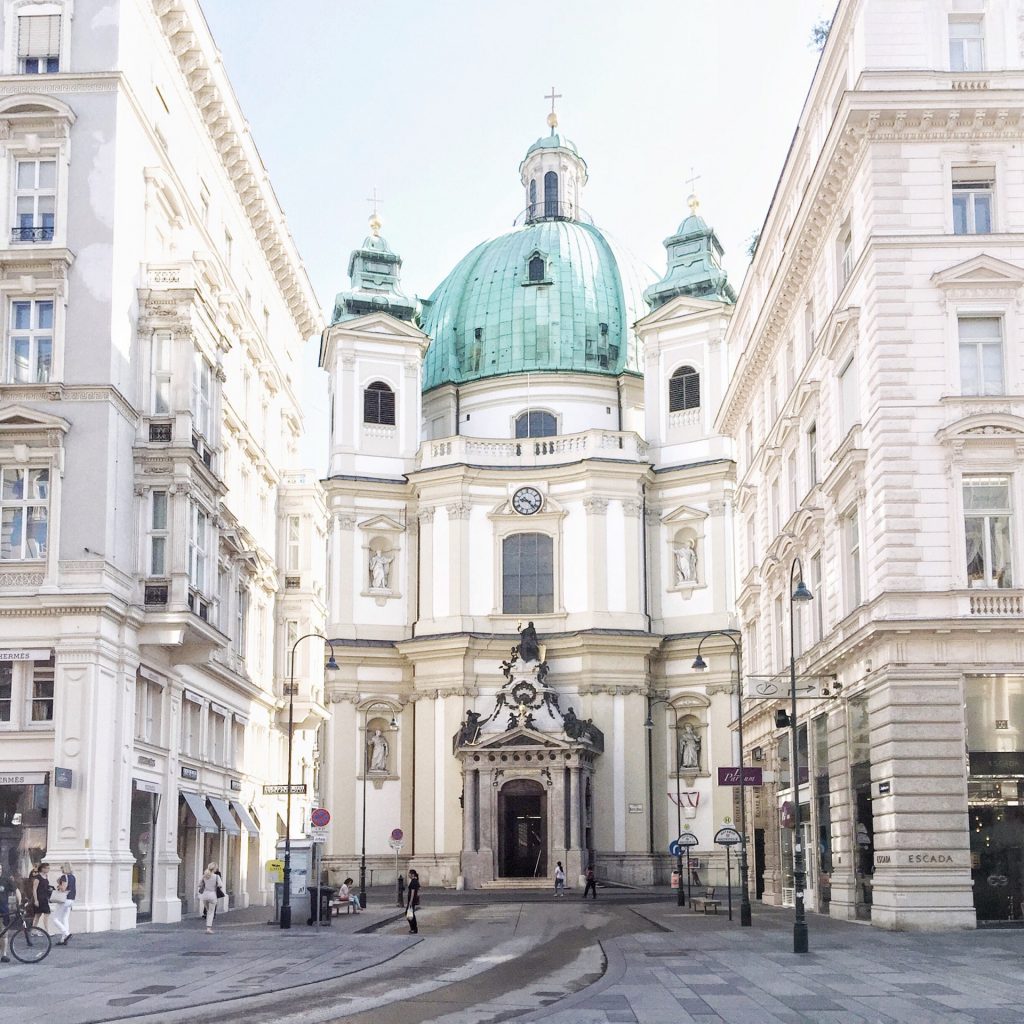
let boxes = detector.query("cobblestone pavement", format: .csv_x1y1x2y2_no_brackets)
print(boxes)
521,901,1024,1024
0,902,413,1024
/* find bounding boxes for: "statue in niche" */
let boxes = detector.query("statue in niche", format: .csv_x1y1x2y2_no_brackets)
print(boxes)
369,548,394,590
675,540,698,584
367,728,389,773
679,723,701,771
517,621,542,664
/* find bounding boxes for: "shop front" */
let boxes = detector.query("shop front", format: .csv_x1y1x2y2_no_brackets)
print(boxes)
130,779,160,920
966,675,1024,925
0,771,49,881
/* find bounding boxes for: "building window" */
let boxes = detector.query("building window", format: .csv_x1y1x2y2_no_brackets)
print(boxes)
774,595,784,674
807,422,818,486
949,17,984,72
182,699,200,757
286,515,300,571
836,218,853,291
223,228,233,266
515,410,557,438
770,479,781,536
363,381,395,425
668,365,700,412
838,355,859,435
964,476,1012,589
188,503,210,595
952,167,993,235
787,451,798,515
844,507,862,610
0,663,12,722
209,711,224,764
958,316,1003,396
151,331,172,414
502,532,554,614
8,298,53,383
199,183,210,227
234,584,248,657
0,466,48,560
747,517,757,569
528,179,536,219
135,677,163,744
149,490,168,576
810,550,823,643
803,301,816,357
18,13,60,74
31,656,54,721
12,158,55,243
528,254,545,282
544,171,558,218
768,376,778,422
191,351,213,439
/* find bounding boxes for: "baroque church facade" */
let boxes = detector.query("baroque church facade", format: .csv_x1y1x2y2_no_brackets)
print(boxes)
319,111,744,889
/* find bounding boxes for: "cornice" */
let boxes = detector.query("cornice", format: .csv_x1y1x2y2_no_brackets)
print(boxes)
150,1,321,340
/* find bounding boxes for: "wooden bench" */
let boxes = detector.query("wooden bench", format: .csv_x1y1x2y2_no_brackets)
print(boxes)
691,888,720,914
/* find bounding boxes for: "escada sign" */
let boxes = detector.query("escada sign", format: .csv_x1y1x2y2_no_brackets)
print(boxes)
875,852,958,865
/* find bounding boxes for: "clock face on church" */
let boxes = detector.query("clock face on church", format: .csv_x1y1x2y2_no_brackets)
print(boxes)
512,487,543,515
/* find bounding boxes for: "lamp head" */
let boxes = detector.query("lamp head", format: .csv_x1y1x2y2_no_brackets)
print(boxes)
326,654,339,671
691,653,708,671
643,713,654,730
792,580,813,603
388,715,399,731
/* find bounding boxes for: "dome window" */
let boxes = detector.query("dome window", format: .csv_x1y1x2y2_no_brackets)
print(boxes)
669,365,700,412
502,532,553,614
544,171,559,218
363,380,396,425
528,255,545,283
515,410,557,438
529,179,537,219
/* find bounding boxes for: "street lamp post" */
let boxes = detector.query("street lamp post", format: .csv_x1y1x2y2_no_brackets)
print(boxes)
692,631,750,926
280,634,338,930
788,557,814,954
644,698,685,906
359,701,399,909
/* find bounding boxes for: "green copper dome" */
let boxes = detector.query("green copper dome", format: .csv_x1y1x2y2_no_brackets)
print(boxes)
421,220,654,392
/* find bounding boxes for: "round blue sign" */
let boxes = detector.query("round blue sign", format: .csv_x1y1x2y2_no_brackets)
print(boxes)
668,841,682,857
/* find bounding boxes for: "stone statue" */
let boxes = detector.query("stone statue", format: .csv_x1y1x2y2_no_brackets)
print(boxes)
458,710,481,747
679,723,701,771
517,621,541,664
369,548,394,590
675,540,697,584
367,728,389,772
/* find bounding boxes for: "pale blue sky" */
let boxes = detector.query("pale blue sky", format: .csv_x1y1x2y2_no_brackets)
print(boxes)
199,0,833,468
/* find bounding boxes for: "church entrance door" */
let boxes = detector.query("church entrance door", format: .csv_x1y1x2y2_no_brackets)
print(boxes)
498,779,547,878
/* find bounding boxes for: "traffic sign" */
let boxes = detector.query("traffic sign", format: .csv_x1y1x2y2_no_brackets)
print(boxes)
678,832,699,848
310,826,329,844
388,837,404,851
310,807,331,828
668,840,682,857
390,828,404,842
714,826,742,846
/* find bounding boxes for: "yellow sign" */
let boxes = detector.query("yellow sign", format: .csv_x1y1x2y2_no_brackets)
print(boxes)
266,859,284,882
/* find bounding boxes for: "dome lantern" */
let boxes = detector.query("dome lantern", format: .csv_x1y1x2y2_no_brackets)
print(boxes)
518,89,588,225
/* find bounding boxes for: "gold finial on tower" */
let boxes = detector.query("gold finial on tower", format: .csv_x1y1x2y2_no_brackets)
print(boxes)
366,187,383,236
545,85,562,134
685,167,702,214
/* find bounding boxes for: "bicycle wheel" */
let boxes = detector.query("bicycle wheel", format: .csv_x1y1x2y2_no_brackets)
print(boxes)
9,924,51,963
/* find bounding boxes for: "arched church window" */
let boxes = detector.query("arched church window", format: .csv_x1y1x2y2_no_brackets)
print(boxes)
363,381,396,425
529,179,537,218
514,410,557,438
544,171,558,218
669,365,700,412
528,255,545,283
502,533,553,614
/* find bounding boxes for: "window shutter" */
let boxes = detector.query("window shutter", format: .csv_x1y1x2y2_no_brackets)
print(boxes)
19,15,61,58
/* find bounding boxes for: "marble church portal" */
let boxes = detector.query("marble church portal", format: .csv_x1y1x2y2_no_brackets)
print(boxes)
318,103,742,890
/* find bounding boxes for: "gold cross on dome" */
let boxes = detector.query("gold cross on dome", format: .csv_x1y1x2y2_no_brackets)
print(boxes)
545,86,562,116
365,187,383,217
685,167,701,194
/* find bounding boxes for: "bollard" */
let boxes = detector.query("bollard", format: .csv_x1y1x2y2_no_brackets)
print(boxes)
397,873,405,908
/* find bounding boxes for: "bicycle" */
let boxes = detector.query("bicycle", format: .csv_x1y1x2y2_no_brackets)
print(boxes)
0,904,52,964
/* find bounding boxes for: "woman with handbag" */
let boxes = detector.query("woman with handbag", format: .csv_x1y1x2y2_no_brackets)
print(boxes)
405,868,420,934
51,862,76,945
31,862,53,933
198,862,223,934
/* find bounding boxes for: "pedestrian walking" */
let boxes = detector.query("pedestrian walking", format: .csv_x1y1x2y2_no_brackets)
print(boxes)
583,864,597,899
198,862,223,934
554,861,566,896
0,869,19,963
31,862,52,931
51,862,76,945
405,868,420,934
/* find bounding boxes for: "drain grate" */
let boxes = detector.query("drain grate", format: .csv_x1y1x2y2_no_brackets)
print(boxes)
181,950,228,957
132,985,177,995
644,950,691,957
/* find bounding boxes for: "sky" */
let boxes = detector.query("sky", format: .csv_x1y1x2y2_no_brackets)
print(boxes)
199,0,834,471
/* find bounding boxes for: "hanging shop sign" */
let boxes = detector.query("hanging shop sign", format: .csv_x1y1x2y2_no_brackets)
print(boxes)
54,768,73,789
180,766,199,781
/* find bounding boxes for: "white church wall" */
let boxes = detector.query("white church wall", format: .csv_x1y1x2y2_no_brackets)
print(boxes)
560,501,588,614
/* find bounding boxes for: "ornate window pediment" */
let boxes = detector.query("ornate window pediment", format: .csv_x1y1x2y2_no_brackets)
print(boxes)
937,412,1024,460
820,305,860,361
931,254,1024,298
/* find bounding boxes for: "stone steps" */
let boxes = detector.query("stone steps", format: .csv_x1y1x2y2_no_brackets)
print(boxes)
478,878,553,889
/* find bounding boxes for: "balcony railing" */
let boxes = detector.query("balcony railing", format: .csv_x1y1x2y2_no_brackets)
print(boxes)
418,429,647,470
513,202,594,227
11,225,54,243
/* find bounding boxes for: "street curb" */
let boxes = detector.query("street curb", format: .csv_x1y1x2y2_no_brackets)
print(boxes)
511,937,626,1023
354,909,407,933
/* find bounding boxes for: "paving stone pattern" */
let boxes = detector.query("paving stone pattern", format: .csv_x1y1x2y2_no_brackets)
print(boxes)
532,903,1024,1024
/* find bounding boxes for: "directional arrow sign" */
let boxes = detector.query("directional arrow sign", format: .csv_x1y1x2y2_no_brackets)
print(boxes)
668,840,682,857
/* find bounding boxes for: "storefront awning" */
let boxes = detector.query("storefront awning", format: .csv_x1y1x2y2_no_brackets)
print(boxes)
230,800,260,836
208,796,241,836
181,791,219,834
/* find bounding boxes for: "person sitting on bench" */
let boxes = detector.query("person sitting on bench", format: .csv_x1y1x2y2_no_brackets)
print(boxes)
339,877,361,913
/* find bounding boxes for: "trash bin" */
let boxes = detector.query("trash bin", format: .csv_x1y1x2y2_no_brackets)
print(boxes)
307,885,336,926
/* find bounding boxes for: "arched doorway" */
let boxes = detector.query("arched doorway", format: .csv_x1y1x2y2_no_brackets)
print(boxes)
498,779,547,877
